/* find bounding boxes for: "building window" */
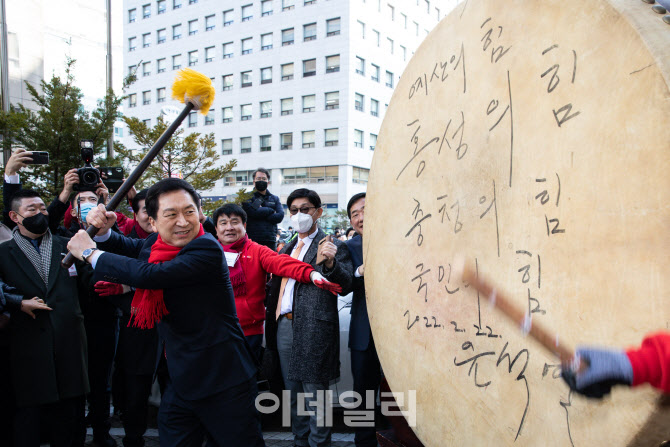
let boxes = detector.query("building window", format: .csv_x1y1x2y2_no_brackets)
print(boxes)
282,28,294,46
188,112,197,127
173,0,181,9
128,8,137,22
205,14,215,31
388,3,395,20
224,170,256,186
141,61,150,77
142,4,151,18
114,126,123,137
353,167,370,184
282,0,295,11
302,130,315,148
222,74,233,91
302,95,315,113
370,99,379,117
326,17,340,36
142,33,151,48
281,63,294,80
425,0,430,14
172,54,181,70
128,65,136,76
222,106,233,122
354,129,363,147
241,71,252,87
188,50,198,66
260,135,272,152
241,37,253,55
222,42,233,58
370,133,377,150
157,0,166,14
242,4,253,21
281,97,293,115
386,70,394,88
240,137,252,153
325,128,338,146
188,19,198,36
355,93,364,111
355,56,365,75
261,33,273,50
281,132,292,150
303,23,316,41
260,67,272,84
240,104,252,121
357,20,365,38
400,45,406,61
157,58,166,73
157,87,166,103
302,59,316,77
373,29,380,47
143,119,151,127
157,28,166,44
371,64,380,82
202,46,214,63
128,93,137,108
325,55,340,73
414,21,419,36
128,37,137,52
189,0,197,4
304,0,315,5
325,91,339,110
282,166,338,184
221,138,232,155
261,0,273,16
172,24,181,40
387,37,394,54
260,100,272,118
205,109,215,125
401,13,407,28
223,9,234,26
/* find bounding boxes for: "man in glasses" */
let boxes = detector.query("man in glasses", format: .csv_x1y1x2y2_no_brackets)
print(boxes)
266,188,353,447
242,168,284,251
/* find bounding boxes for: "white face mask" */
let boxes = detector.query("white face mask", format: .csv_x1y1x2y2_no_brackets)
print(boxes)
290,211,315,233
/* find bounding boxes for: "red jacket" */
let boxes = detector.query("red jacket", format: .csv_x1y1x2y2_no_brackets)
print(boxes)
626,332,670,393
225,239,314,336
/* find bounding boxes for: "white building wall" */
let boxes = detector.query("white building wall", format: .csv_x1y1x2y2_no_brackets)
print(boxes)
122,0,459,227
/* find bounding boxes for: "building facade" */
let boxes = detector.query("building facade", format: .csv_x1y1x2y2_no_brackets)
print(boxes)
122,0,459,227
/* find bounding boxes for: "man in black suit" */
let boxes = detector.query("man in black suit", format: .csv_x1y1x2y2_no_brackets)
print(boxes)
68,178,264,447
266,188,353,447
345,192,382,447
0,189,91,447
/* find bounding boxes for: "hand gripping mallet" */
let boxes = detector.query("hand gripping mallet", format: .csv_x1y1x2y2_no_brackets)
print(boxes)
61,68,215,268
454,258,585,373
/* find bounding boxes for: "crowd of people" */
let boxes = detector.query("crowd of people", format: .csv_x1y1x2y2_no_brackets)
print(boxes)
1,147,669,447
0,149,377,447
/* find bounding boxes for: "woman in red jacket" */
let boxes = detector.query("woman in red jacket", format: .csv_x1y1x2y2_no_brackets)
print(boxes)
213,203,341,361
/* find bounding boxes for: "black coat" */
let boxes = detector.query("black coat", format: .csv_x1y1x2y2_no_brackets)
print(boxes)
346,234,372,351
0,235,91,407
242,190,284,243
94,231,257,400
266,228,353,383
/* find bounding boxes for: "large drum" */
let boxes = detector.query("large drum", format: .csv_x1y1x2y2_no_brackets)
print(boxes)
365,0,670,445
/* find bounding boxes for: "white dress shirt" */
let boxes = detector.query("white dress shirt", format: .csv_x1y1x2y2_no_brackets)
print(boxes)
279,227,318,315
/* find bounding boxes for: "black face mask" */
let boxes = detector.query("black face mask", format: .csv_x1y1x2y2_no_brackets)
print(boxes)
19,212,49,235
255,181,268,192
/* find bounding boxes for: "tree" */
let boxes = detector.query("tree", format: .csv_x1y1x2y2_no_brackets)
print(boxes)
118,115,249,215
327,209,351,232
0,57,123,202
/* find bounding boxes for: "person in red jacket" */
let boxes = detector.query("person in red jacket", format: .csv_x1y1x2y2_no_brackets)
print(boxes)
213,203,342,361
562,332,670,397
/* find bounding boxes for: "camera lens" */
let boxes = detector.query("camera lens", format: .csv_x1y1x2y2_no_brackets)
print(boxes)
82,170,98,185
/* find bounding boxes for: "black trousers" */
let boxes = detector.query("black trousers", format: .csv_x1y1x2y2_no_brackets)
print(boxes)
13,395,86,447
84,318,118,436
351,339,382,447
0,341,15,447
119,372,154,447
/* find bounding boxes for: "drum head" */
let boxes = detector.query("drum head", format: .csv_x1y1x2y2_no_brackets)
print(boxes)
365,0,670,445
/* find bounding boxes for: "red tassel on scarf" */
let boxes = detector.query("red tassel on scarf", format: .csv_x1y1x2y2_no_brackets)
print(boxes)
129,225,206,329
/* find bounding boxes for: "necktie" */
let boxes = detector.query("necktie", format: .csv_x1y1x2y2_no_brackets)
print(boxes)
276,239,305,320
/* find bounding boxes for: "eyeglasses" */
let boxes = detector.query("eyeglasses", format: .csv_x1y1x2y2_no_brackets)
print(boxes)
289,205,316,215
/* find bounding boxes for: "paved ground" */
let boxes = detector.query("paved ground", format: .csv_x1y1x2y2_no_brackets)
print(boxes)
84,427,356,446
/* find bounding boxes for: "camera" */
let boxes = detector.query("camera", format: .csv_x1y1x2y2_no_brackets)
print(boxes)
73,140,101,192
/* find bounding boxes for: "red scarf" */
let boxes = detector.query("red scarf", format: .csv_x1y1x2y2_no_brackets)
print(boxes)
129,224,206,329
221,234,248,297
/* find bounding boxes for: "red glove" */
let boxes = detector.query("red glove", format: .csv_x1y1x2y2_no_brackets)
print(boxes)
310,272,342,295
94,281,124,296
